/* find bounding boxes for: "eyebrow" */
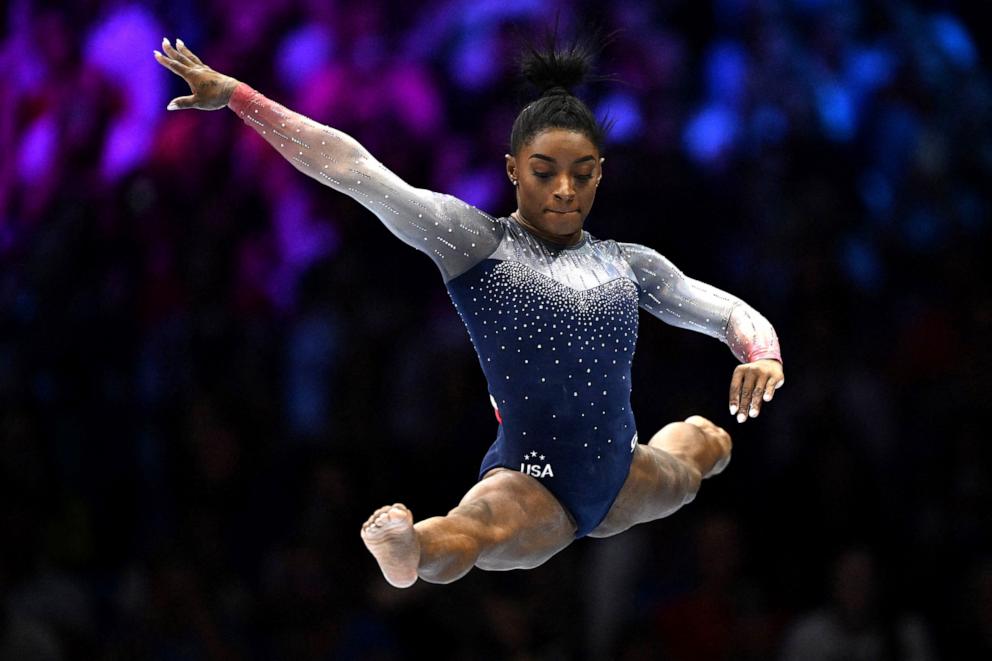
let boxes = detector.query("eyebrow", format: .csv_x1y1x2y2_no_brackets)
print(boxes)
529,154,596,164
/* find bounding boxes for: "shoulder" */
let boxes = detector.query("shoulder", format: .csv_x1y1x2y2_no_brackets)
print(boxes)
585,233,626,256
427,193,507,238
613,240,656,261
606,240,666,269
427,191,496,220
615,242,683,274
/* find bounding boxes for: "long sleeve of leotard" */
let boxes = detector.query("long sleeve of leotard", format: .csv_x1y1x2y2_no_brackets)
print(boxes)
227,83,502,280
619,242,782,364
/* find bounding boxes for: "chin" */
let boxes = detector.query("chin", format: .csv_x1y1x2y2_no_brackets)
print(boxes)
544,210,584,225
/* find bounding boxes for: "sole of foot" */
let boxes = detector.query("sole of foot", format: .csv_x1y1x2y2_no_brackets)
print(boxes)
361,503,419,588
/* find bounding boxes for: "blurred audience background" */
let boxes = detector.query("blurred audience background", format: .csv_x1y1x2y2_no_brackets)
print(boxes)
1,0,989,658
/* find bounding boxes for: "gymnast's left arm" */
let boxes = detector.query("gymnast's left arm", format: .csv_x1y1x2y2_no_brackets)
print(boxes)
619,242,784,424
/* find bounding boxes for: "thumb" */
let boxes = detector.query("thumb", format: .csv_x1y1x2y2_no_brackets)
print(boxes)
167,95,197,111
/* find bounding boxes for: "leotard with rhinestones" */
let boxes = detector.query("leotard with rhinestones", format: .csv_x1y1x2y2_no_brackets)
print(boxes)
228,84,782,536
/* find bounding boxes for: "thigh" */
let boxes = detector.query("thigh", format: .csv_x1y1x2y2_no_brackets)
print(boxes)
461,468,577,571
588,423,703,538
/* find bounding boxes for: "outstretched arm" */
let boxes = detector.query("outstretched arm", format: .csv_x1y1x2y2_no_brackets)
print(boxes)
153,38,501,280
619,242,784,423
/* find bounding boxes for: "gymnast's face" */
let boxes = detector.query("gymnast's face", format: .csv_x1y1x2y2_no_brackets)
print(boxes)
506,129,603,246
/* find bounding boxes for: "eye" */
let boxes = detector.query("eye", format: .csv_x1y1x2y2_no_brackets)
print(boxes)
575,174,593,181
532,171,553,179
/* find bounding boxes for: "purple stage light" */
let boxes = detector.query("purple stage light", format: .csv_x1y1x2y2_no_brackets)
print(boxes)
18,114,57,184
84,6,165,181
596,92,643,144
388,64,443,137
452,29,499,90
277,24,335,91
449,170,500,211
683,104,739,166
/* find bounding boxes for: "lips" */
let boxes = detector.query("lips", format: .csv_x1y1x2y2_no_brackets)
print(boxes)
547,209,580,214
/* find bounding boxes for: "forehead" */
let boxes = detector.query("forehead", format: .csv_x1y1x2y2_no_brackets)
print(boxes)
524,129,599,160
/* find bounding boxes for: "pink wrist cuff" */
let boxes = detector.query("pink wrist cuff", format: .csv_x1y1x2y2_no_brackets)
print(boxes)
748,349,783,364
228,82,259,115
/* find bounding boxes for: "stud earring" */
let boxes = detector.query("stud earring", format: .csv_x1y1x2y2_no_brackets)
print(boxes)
511,179,518,186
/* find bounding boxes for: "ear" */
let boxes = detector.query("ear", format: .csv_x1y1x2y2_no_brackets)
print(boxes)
505,153,517,183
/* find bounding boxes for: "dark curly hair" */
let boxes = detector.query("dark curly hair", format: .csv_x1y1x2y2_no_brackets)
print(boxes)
509,26,613,155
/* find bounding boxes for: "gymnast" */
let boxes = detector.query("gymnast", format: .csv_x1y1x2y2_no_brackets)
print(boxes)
155,33,784,588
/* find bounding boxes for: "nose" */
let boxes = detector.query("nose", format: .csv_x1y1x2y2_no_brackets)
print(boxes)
553,175,575,201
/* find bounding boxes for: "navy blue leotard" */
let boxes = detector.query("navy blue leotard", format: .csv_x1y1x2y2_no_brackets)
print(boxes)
230,84,782,537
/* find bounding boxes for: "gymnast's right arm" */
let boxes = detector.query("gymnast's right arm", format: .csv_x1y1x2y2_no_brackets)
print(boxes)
153,38,502,280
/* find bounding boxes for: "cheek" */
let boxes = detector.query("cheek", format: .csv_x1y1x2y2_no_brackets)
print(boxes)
521,186,545,205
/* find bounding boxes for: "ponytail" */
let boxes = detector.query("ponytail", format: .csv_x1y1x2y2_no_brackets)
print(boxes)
509,26,613,154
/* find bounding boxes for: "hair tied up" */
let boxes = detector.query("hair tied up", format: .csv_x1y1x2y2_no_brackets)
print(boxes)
541,85,572,98
519,35,593,98
509,24,618,154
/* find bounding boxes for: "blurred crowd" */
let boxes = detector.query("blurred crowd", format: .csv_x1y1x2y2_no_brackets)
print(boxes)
1,0,990,659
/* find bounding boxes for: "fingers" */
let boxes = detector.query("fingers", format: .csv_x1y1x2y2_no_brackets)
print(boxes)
175,39,205,66
748,375,769,419
162,37,196,68
736,369,758,423
153,49,191,78
762,379,777,404
167,95,197,111
155,39,201,111
730,363,784,423
762,376,784,403
728,368,744,423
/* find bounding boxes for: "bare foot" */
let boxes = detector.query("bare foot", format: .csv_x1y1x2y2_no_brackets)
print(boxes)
361,503,420,588
684,415,732,477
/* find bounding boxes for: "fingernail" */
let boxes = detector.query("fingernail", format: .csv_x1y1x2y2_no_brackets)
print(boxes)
153,50,162,57
167,102,178,111
737,413,746,423
763,392,772,402
163,37,170,45
775,379,784,389
176,38,185,48
729,404,738,416
749,408,758,418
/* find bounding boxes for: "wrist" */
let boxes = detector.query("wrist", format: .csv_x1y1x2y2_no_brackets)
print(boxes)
221,77,242,106
226,81,257,115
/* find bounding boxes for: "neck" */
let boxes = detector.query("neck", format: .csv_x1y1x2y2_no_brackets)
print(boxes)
511,211,583,247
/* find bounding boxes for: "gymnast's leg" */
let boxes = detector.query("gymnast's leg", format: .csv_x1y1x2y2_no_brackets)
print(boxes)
361,468,576,587
588,415,732,538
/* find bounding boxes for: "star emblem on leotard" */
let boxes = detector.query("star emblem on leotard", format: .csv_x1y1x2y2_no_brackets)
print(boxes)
528,451,538,458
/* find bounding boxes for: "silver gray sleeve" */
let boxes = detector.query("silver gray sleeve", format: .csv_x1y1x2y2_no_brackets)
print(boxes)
228,83,502,280
619,242,782,363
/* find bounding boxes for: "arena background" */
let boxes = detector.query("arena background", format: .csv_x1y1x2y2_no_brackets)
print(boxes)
1,0,989,658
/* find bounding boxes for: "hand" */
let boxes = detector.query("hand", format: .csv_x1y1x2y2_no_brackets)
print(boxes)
728,359,784,423
153,37,239,111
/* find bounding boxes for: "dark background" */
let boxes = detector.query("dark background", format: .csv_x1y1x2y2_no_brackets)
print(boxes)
1,0,989,658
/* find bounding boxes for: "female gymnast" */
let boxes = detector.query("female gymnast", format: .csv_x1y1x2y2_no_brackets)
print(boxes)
155,35,784,588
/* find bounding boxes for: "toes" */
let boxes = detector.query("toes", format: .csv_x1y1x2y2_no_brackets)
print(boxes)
362,506,392,530
361,504,412,534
